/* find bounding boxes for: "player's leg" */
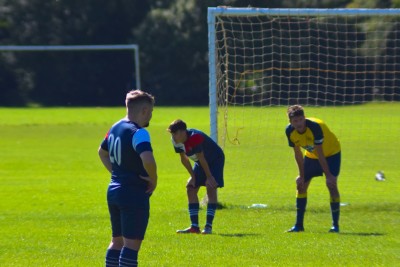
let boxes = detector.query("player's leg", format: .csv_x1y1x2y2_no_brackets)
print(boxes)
177,173,201,233
119,238,142,267
106,237,123,267
119,191,150,266
105,201,122,267
288,157,319,232
288,178,311,232
202,158,224,234
202,187,217,234
326,153,341,233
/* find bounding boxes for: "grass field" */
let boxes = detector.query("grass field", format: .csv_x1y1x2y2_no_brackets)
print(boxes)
0,105,399,266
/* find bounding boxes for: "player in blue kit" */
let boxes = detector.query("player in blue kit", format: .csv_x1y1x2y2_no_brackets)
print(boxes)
285,105,341,233
98,90,158,267
168,119,225,234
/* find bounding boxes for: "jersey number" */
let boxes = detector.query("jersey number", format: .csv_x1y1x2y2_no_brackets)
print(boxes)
108,134,122,166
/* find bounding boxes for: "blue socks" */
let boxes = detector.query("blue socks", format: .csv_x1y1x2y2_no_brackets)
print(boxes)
105,249,120,267
295,197,307,227
330,199,340,227
189,203,200,228
206,203,217,228
120,247,138,267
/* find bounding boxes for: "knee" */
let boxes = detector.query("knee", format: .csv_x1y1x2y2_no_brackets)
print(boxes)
186,186,197,196
326,180,337,190
124,238,142,251
109,236,124,250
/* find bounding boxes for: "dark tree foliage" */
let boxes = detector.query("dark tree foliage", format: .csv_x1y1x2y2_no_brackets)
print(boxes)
2,0,396,106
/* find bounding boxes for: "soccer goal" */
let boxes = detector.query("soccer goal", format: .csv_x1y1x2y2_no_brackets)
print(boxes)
0,44,141,90
208,8,400,204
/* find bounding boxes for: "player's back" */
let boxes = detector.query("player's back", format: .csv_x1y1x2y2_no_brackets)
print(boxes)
107,119,149,187
188,129,224,162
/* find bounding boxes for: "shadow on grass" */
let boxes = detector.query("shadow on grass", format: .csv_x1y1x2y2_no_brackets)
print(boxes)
339,232,385,236
218,233,261,237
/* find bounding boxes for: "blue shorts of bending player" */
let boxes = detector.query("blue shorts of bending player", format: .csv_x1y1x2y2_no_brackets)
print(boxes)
107,184,150,240
193,155,225,188
304,152,341,182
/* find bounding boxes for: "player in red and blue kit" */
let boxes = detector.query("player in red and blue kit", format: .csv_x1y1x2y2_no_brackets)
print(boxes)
168,119,225,234
98,90,158,267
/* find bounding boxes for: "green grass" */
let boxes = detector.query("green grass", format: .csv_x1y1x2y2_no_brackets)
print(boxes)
0,105,399,266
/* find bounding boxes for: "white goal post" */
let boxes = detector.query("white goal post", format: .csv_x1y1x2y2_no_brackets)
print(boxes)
0,44,141,90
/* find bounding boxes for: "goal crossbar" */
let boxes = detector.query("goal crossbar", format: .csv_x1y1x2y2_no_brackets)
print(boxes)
0,44,141,89
208,7,400,17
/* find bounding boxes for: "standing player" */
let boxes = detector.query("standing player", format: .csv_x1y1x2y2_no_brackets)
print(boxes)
285,105,341,233
168,119,225,234
98,90,158,266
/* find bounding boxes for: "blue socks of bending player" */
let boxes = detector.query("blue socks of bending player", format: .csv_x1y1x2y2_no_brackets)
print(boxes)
105,249,120,267
189,203,200,228
206,203,217,229
295,194,307,228
189,202,217,229
119,247,138,267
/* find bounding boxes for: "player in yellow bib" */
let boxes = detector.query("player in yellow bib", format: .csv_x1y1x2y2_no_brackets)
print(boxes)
285,105,341,233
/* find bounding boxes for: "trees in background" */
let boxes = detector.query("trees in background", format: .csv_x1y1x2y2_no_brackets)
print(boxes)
1,0,391,106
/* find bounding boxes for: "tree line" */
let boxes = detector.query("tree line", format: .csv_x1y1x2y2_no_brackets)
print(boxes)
0,0,396,106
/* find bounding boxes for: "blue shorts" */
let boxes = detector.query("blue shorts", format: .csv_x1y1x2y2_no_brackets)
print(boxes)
107,185,150,240
304,152,341,182
193,155,225,188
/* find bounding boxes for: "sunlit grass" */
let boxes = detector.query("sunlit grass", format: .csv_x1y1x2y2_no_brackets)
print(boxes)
0,105,399,266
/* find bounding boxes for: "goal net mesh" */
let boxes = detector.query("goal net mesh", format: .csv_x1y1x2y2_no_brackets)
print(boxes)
211,9,400,205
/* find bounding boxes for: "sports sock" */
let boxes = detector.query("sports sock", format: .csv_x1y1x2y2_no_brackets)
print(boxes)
330,197,340,227
295,193,307,227
188,203,199,228
119,247,138,267
205,203,217,228
105,249,120,267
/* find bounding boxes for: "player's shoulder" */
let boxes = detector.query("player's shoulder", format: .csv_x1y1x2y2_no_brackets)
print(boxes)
306,118,325,136
110,118,134,129
188,128,202,135
188,128,206,138
306,118,324,128
285,123,295,135
307,117,324,125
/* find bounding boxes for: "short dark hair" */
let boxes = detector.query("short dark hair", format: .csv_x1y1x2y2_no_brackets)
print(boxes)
287,105,305,119
168,119,187,133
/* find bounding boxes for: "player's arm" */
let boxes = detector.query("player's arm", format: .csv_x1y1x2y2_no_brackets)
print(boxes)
140,151,158,193
314,144,333,177
98,147,112,173
293,146,304,178
293,146,307,192
196,151,218,188
179,152,195,177
314,144,337,190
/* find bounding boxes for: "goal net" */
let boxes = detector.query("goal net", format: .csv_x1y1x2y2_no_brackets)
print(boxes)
208,8,400,205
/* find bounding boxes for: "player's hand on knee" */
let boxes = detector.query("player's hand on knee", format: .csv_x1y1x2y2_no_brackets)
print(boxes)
296,176,305,191
186,176,196,188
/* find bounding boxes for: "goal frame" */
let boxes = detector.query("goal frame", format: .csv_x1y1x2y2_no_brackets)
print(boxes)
207,7,400,143
0,44,141,90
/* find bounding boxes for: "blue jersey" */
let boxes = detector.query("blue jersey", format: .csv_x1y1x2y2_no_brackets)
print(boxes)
172,129,224,163
101,119,153,187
